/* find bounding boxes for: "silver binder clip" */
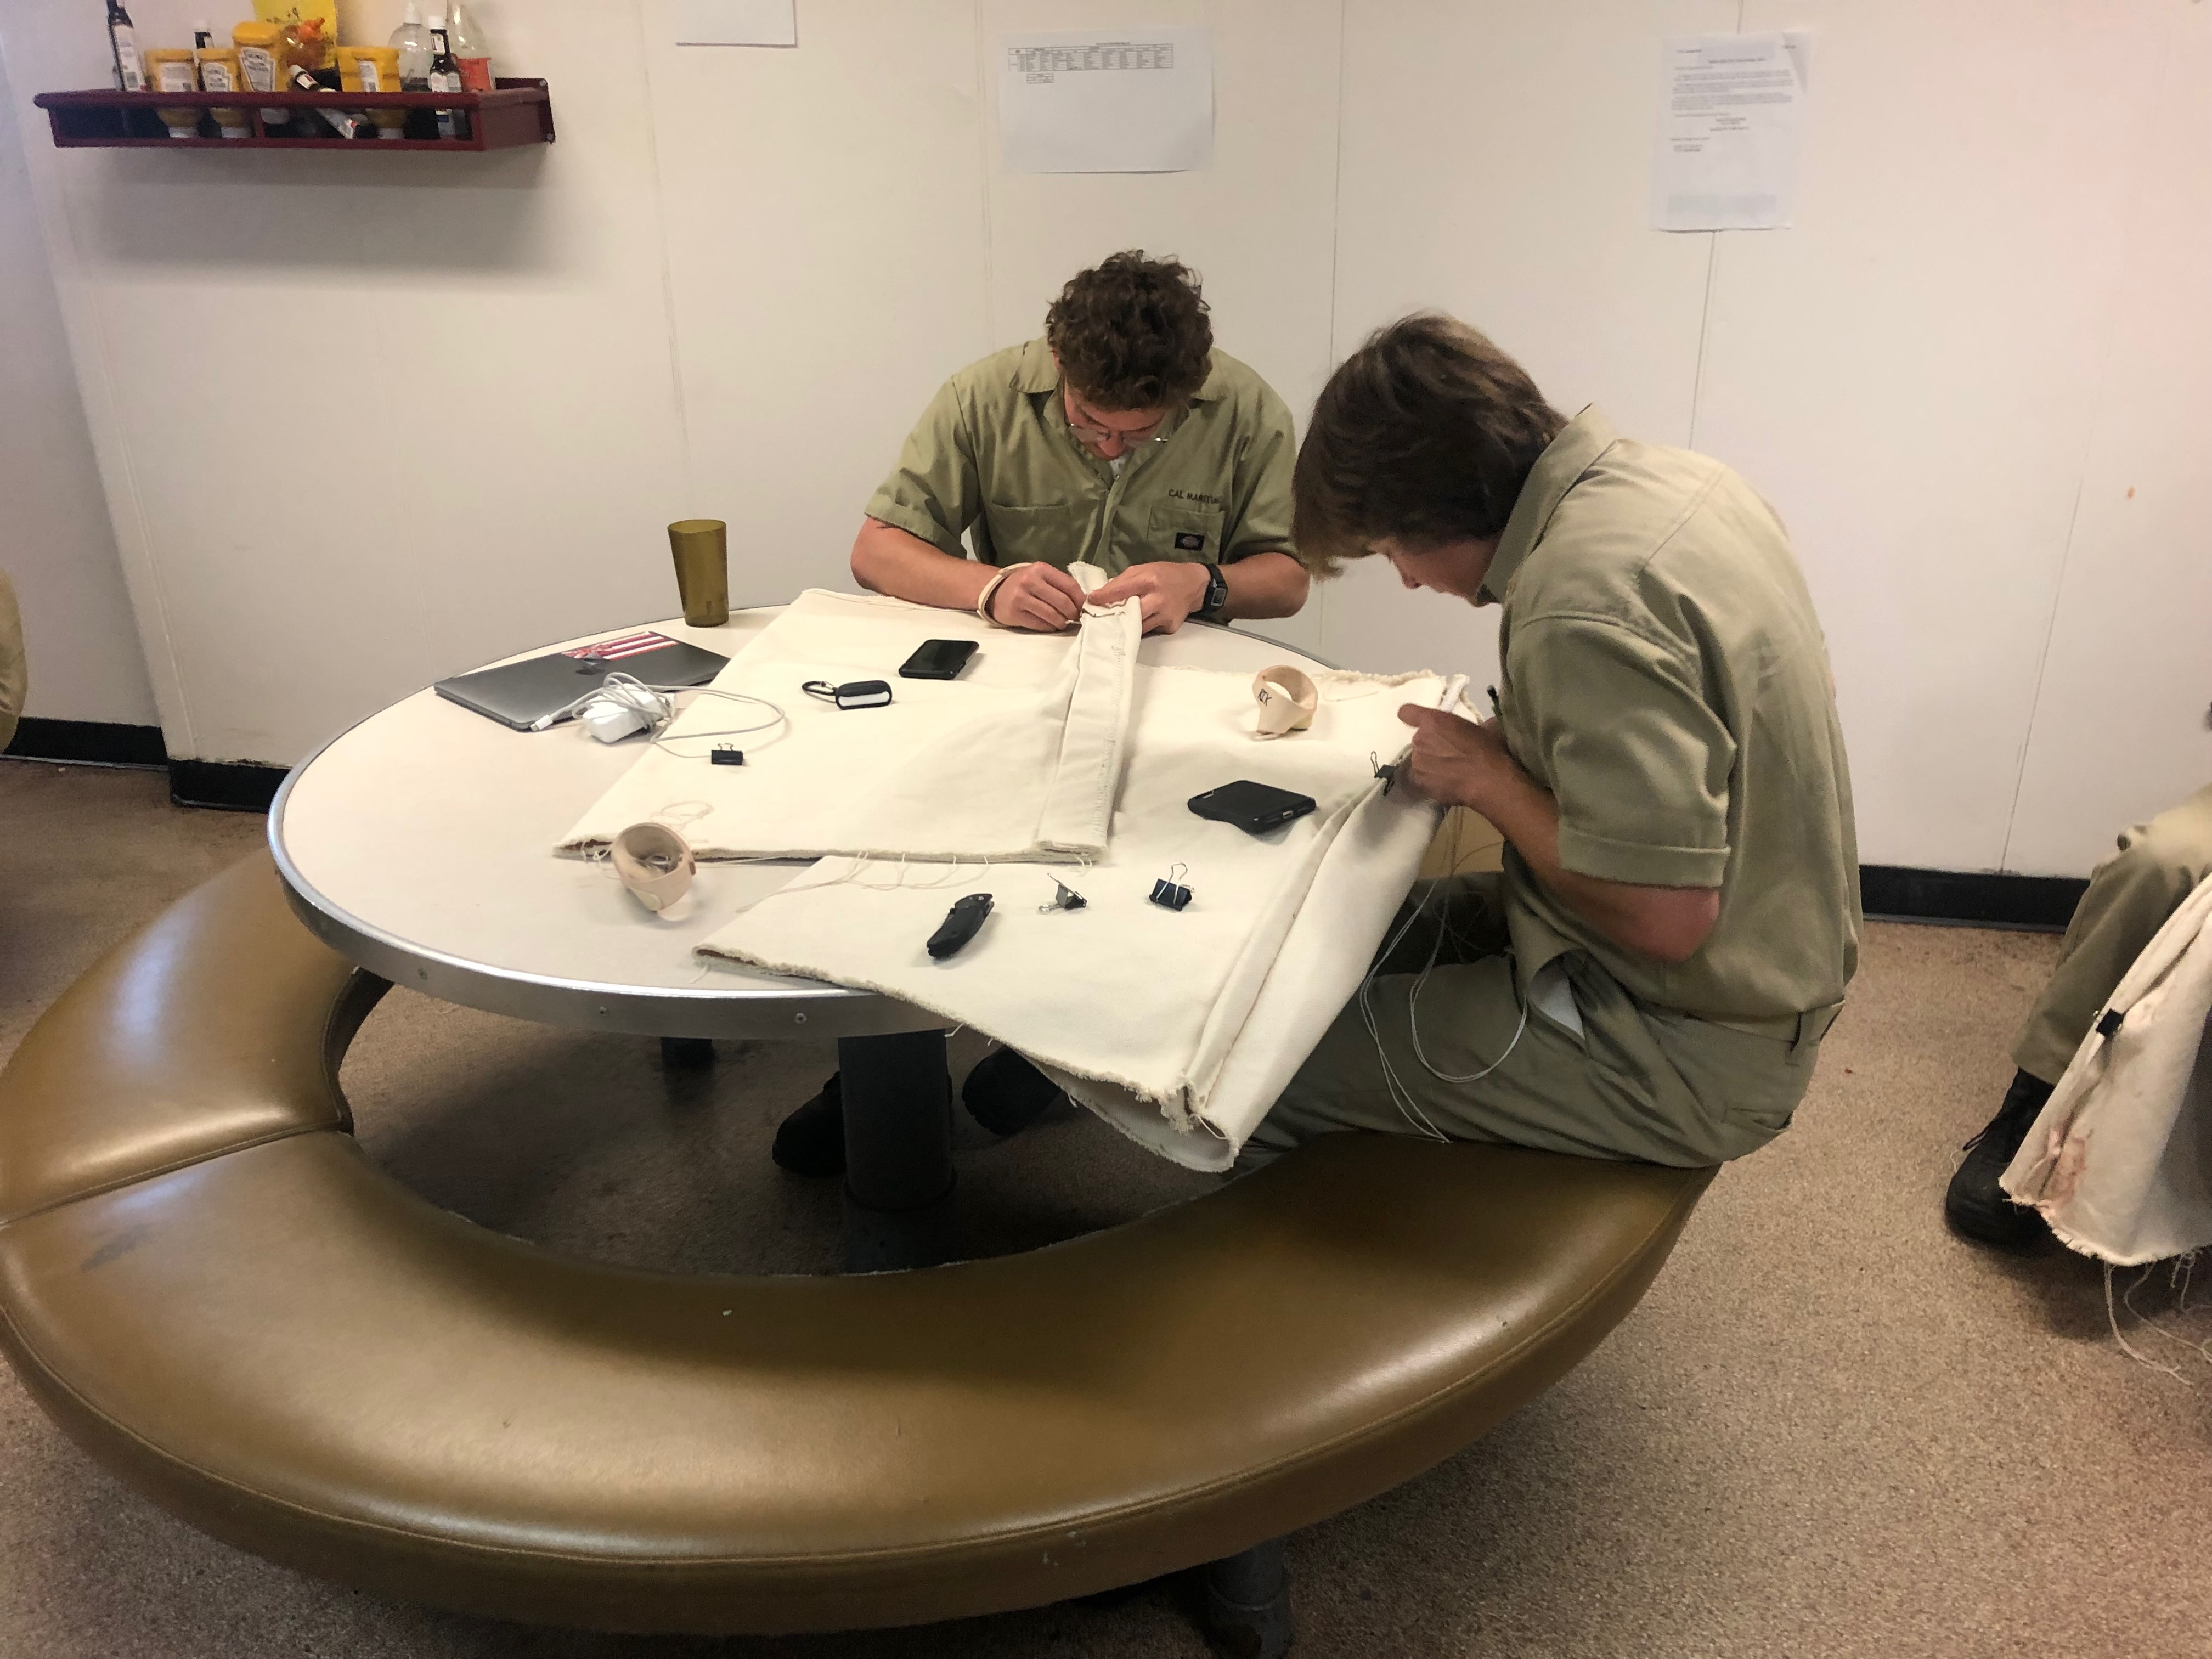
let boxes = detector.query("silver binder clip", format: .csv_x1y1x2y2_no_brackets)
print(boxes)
1039,879,1088,913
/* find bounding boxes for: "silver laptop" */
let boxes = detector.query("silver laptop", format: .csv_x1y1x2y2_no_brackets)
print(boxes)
433,630,730,731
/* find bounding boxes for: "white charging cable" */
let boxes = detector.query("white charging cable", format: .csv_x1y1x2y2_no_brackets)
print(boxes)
1355,879,1531,1140
554,672,789,754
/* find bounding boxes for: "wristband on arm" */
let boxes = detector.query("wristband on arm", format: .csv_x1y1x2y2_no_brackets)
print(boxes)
974,561,1033,627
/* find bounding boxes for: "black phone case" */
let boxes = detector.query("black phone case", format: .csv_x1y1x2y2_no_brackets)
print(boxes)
1188,781,1318,835
899,640,979,681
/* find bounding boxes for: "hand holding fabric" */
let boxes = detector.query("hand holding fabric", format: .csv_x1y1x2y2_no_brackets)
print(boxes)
1086,561,1210,634
1395,704,1526,814
989,562,1088,631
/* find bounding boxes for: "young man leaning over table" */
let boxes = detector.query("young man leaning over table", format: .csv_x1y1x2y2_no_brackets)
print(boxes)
770,250,1310,1178
1243,314,1859,1169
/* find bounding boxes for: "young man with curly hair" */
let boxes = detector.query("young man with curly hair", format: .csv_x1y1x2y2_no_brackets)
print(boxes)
772,253,1310,1177
850,250,1310,635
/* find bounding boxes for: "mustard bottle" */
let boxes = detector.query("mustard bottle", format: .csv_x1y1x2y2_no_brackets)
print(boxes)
233,20,284,131
197,47,248,139
338,47,407,140
144,47,200,139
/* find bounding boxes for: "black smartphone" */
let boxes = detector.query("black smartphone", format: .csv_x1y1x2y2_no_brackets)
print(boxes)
1188,780,1318,836
899,639,979,681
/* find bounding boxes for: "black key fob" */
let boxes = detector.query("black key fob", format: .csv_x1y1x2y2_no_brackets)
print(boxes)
834,679,893,709
927,893,994,960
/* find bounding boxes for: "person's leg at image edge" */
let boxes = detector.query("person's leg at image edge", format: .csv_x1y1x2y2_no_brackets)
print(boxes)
1945,783,2212,1251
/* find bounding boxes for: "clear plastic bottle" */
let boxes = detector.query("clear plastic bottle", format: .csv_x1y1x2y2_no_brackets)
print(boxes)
390,1,433,92
447,2,493,93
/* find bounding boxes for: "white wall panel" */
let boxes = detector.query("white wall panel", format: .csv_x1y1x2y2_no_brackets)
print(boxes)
977,0,1344,654
1700,0,2169,871
4,0,2205,878
643,0,992,610
2003,5,2212,875
1322,0,1733,689
0,42,156,727
2,0,691,763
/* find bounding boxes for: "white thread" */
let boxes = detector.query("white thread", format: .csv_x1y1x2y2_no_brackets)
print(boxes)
2107,1264,2192,1383
776,855,995,898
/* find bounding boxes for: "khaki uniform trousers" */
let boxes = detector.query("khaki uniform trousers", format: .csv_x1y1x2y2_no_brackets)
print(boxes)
0,568,25,754
2013,783,2212,1085
1247,874,1825,1170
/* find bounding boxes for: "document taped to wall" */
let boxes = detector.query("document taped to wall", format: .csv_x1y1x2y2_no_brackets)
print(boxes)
1651,31,1811,232
1000,26,1212,174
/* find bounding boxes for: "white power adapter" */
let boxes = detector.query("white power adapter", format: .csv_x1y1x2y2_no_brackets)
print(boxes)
582,698,653,743
579,676,675,743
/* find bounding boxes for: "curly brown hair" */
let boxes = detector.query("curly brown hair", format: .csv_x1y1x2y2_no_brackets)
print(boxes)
1044,251,1214,412
1293,314,1565,575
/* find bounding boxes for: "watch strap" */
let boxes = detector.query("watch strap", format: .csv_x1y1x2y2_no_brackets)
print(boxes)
1198,561,1228,620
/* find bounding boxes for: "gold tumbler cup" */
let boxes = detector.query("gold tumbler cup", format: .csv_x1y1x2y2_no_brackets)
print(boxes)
667,518,730,628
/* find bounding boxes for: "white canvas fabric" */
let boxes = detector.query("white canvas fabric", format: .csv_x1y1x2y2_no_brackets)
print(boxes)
556,572,1139,864
2004,874,2212,1266
696,659,1460,1168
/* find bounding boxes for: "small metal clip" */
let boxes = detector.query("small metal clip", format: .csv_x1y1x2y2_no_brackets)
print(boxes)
710,745,745,766
1148,862,1193,911
1039,879,1088,913
1371,750,1398,796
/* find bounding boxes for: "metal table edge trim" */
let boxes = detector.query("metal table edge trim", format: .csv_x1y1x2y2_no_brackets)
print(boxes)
266,715,934,1044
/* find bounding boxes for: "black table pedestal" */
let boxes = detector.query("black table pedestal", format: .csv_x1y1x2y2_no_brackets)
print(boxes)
837,1030,957,1273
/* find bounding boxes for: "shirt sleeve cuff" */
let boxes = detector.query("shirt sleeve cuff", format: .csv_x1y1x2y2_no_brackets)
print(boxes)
1557,823,1728,889
864,494,966,560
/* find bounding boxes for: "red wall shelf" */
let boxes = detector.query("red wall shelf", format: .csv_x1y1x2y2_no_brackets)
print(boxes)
32,78,554,151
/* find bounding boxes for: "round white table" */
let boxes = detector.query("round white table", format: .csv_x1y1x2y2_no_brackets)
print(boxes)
271,606,1336,1267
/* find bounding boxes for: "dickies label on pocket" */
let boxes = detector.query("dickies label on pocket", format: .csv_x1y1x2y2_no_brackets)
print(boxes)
1173,531,1206,552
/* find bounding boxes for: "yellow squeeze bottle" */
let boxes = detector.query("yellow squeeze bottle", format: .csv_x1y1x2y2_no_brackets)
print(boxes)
144,48,201,138
197,47,248,138
233,20,284,131
338,46,407,140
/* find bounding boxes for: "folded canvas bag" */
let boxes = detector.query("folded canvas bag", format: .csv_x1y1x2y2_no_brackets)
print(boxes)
696,661,1462,1167
557,571,1138,864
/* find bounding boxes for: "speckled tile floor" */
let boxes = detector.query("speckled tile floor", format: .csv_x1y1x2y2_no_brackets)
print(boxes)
5,762,2208,1659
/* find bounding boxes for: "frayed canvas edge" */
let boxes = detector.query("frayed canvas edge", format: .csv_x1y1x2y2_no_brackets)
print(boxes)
691,940,1195,1109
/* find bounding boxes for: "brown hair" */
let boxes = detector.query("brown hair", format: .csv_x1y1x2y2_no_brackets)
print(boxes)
1292,314,1565,575
1045,251,1214,412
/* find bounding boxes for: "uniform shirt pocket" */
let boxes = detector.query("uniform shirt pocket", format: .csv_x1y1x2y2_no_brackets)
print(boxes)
1148,501,1227,563
983,499,1095,569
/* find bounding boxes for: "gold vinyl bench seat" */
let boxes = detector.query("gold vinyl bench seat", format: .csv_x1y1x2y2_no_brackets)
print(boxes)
0,853,1711,1635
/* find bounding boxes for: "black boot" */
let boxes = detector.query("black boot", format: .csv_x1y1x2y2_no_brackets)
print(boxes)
771,1072,845,1177
1944,1070,2056,1251
961,1047,1064,1138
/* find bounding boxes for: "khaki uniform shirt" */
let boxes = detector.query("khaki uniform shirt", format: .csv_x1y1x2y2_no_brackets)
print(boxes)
1485,407,1859,1026
864,338,1296,578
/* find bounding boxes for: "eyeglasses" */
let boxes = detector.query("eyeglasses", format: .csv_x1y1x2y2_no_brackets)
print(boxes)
1064,391,1169,452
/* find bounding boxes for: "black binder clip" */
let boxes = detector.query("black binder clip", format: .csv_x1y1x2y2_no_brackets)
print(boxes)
710,746,744,766
1370,750,1398,796
1039,879,1088,913
1148,864,1193,911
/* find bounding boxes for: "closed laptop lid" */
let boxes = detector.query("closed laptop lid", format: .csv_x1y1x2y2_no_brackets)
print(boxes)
433,632,730,731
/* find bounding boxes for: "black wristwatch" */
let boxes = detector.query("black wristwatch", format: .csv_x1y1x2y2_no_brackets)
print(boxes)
1196,561,1228,621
